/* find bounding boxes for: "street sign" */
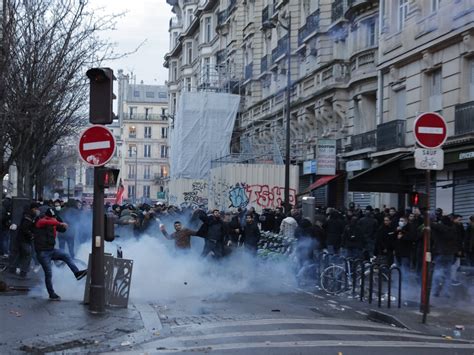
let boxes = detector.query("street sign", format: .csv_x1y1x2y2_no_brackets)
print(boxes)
78,125,116,166
414,148,444,170
413,112,447,149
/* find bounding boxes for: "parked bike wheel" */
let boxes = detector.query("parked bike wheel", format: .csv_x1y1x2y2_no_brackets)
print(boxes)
320,264,347,294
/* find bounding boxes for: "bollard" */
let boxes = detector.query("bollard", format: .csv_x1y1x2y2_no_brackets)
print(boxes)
360,261,367,302
377,265,390,308
352,259,363,297
389,266,402,309
369,263,377,304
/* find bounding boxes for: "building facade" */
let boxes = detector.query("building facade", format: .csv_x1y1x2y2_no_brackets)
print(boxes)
165,0,474,216
116,71,170,203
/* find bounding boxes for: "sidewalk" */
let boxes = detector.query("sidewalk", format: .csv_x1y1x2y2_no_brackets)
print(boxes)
0,270,148,354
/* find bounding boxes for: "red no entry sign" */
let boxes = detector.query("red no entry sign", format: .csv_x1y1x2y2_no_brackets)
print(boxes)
78,125,116,166
413,112,447,149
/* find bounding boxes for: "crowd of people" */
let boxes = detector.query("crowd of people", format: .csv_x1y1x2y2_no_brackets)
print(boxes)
1,194,474,300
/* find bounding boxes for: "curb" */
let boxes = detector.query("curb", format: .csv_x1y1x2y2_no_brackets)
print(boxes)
367,309,410,330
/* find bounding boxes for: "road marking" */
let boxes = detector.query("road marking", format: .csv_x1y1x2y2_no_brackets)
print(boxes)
356,311,368,316
152,329,451,343
169,318,415,332
146,340,474,353
83,141,110,150
418,127,443,134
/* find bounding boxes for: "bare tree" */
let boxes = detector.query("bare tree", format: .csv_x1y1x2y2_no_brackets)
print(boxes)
1,0,127,197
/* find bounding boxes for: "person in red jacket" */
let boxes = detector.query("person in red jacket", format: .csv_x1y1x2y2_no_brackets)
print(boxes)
35,208,87,301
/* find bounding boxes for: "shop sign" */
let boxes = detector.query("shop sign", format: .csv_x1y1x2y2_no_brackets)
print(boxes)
317,139,337,175
303,160,317,175
346,160,370,172
459,151,474,161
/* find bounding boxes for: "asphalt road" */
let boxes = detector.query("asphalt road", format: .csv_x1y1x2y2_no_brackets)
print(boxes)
111,287,474,355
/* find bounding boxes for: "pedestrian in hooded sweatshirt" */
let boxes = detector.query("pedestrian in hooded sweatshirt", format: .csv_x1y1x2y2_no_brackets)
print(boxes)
35,208,87,301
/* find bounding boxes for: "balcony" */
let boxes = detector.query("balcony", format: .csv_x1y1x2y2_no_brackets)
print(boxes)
350,47,377,75
217,9,229,26
124,113,163,121
377,120,406,151
345,0,372,19
298,9,320,46
245,63,253,80
331,0,345,22
260,55,268,73
455,101,474,136
350,130,376,151
271,34,288,63
169,17,182,29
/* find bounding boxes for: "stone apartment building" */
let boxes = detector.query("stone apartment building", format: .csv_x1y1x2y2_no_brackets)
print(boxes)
165,0,474,216
116,71,170,203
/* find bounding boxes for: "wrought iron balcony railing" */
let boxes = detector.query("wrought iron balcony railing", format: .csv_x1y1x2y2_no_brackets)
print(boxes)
350,130,376,151
298,9,320,46
271,33,288,63
455,101,474,136
377,120,406,151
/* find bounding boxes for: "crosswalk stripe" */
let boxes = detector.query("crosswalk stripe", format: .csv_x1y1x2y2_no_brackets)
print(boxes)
147,340,474,353
169,317,416,332
153,328,455,343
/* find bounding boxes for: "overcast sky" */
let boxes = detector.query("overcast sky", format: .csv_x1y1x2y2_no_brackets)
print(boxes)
93,0,172,86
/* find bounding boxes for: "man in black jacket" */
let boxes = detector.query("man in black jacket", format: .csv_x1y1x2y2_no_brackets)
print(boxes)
200,210,226,259
11,203,41,278
241,214,261,255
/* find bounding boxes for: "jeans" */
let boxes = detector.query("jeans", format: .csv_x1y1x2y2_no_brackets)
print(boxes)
433,254,454,296
36,249,80,296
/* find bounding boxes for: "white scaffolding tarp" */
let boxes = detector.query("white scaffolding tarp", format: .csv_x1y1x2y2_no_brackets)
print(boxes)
169,92,240,179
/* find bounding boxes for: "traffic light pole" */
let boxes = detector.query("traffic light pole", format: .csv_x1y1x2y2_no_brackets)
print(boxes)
89,167,105,314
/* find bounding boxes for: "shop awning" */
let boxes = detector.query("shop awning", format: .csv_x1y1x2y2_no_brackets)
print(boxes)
307,174,341,192
348,153,413,193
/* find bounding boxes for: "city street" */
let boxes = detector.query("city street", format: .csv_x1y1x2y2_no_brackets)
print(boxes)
1,266,474,354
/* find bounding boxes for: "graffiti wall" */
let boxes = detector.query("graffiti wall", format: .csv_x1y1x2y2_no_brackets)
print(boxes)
167,164,299,212
209,164,299,213
167,179,209,209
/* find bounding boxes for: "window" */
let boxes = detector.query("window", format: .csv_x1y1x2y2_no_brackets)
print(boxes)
146,91,155,98
429,69,442,112
128,145,137,158
133,90,140,97
171,93,177,114
431,0,441,13
185,77,192,92
129,107,137,118
173,32,178,46
171,61,177,81
128,185,135,199
161,127,168,138
161,145,168,158
85,168,94,186
204,17,212,42
144,144,151,158
143,165,151,179
470,59,474,101
143,185,150,199
185,42,193,65
203,57,210,82
366,19,376,47
398,0,409,30
129,126,136,138
160,165,168,178
144,126,152,138
161,108,168,120
158,91,167,98
187,8,193,27
145,108,152,119
128,165,136,179
394,88,406,120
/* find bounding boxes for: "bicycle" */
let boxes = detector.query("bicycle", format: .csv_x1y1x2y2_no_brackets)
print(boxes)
320,256,390,298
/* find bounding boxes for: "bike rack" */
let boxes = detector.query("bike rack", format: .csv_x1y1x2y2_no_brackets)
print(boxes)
350,259,365,298
388,266,402,309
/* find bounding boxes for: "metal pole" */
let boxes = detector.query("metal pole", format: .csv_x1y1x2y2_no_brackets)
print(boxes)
89,167,105,314
134,147,138,204
421,169,431,323
67,177,70,199
284,14,291,215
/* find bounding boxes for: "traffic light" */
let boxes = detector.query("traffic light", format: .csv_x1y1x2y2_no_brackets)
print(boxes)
97,168,120,189
411,192,420,206
86,67,115,124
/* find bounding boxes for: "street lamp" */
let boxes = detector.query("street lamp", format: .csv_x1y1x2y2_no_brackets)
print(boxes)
262,12,292,215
